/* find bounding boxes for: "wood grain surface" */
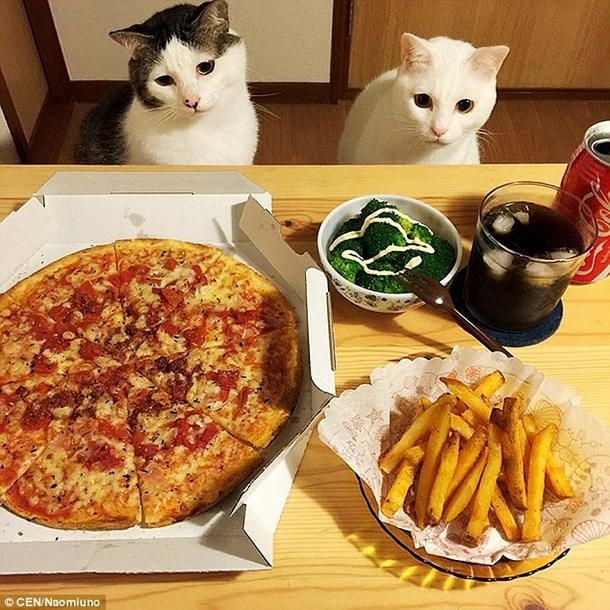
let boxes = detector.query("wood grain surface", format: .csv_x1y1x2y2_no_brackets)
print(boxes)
348,0,610,89
1,164,609,609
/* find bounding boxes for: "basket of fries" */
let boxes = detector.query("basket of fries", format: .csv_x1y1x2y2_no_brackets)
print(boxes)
318,347,610,566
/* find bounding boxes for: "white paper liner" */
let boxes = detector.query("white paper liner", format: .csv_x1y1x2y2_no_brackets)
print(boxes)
318,346,610,565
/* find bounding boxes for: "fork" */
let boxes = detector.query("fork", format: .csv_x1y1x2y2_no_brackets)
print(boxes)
398,267,513,358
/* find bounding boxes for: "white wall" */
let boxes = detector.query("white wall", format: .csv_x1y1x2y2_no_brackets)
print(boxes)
48,0,334,82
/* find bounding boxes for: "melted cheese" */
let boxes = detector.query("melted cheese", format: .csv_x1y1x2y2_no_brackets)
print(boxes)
5,424,141,526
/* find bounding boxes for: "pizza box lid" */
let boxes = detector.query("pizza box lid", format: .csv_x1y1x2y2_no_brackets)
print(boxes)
0,170,335,574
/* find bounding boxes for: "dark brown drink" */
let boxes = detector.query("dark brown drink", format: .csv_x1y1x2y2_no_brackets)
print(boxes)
465,184,593,332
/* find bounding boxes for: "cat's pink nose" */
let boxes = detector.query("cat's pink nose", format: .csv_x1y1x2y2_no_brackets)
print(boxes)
432,126,447,138
184,98,200,110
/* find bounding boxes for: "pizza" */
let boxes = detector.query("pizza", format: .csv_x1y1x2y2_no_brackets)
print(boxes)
0,238,302,529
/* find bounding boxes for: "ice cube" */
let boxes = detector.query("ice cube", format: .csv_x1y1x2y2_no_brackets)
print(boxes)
513,210,530,224
524,260,571,287
545,247,579,260
505,201,530,224
490,212,515,235
483,248,515,277
525,261,557,278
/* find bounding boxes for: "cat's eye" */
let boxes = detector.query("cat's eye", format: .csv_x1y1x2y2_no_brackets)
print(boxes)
197,60,215,76
456,99,474,113
155,75,175,87
414,93,432,109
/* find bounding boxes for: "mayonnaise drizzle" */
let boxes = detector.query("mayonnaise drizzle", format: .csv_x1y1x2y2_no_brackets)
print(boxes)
330,206,435,276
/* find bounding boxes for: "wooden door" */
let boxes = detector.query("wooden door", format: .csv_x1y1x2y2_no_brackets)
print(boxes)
345,0,610,91
0,0,50,162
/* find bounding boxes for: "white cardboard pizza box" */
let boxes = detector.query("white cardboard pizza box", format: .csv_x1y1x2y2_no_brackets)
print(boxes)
0,171,335,574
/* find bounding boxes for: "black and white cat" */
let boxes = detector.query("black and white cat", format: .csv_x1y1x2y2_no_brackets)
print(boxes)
74,1,258,165
338,34,509,165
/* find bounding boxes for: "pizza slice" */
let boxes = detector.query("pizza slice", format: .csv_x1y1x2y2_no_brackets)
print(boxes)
132,254,297,359
2,364,141,529
115,238,222,338
136,328,302,448
6,244,131,359
0,293,111,384
188,328,302,447
124,371,261,526
0,374,63,495
175,250,296,314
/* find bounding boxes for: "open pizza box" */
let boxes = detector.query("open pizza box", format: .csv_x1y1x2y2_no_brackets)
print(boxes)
0,170,336,574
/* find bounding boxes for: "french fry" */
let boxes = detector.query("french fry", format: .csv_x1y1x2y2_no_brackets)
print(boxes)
440,377,492,422
378,369,576,548
459,405,479,429
443,447,489,523
523,414,574,499
501,396,528,510
420,396,433,410
522,423,558,542
491,485,520,542
427,433,460,524
378,393,456,474
473,370,506,398
465,423,503,544
545,450,574,498
467,493,490,530
381,444,426,517
446,425,487,499
414,402,452,528
450,412,475,440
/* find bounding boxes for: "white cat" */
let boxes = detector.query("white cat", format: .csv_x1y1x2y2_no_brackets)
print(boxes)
338,34,509,165
75,1,258,165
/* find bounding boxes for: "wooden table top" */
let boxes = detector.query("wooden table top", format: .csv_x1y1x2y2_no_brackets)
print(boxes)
1,164,609,609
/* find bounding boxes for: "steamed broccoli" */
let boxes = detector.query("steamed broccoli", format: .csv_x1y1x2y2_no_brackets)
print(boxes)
408,222,433,243
334,216,363,236
362,220,407,258
361,199,415,234
416,236,456,280
359,200,416,266
328,227,364,283
327,198,457,293
360,198,393,219
355,262,406,293
329,249,361,284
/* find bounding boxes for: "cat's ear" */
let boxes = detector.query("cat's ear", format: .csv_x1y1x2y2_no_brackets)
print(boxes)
110,29,152,59
193,0,230,33
467,45,510,78
400,33,434,71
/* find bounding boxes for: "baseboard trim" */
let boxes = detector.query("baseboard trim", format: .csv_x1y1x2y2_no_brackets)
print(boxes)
342,87,610,101
70,81,334,105
498,88,610,100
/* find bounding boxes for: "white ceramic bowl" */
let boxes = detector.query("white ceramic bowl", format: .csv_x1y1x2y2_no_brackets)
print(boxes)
317,194,463,313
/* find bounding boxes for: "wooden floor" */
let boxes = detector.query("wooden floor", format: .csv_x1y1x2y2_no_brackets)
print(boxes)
58,95,610,165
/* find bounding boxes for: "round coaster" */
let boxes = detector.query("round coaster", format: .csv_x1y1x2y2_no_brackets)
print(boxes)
449,268,563,348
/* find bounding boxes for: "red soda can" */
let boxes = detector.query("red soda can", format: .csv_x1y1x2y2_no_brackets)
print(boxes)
560,120,610,283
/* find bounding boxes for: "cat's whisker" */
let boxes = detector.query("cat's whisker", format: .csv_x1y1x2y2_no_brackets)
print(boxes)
253,102,280,121
477,127,499,155
477,126,493,142
387,118,426,144
134,106,177,131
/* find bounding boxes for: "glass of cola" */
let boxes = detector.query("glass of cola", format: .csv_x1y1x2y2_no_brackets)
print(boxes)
464,181,597,331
